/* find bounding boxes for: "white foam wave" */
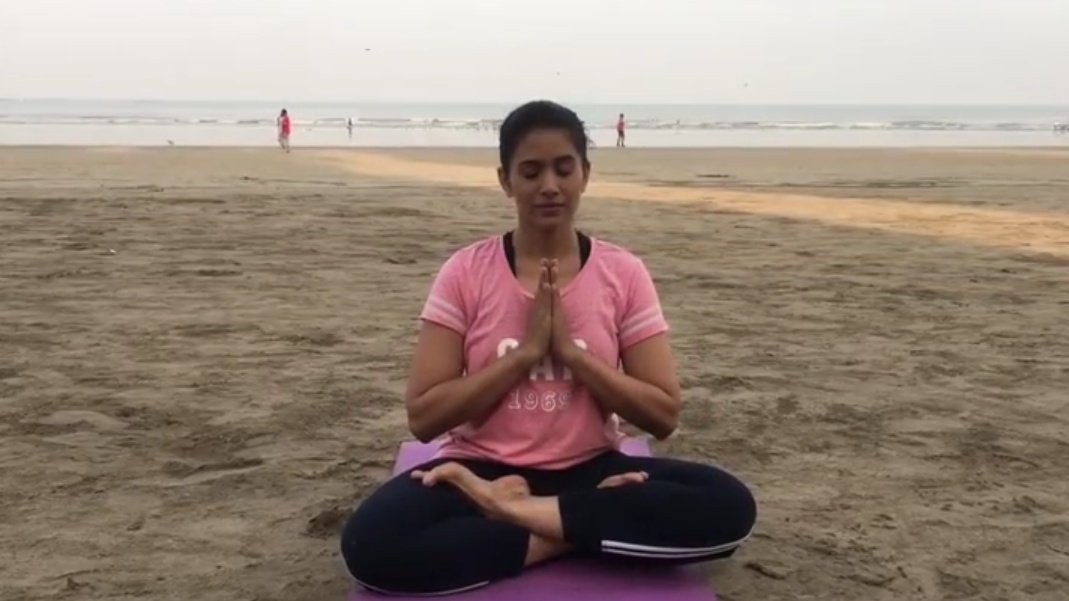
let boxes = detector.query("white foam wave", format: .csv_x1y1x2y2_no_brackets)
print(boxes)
0,114,1062,133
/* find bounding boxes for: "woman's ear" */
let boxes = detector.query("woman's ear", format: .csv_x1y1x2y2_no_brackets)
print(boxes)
497,166,512,197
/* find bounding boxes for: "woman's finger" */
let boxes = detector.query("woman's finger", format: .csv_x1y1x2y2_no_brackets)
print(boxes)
411,468,441,486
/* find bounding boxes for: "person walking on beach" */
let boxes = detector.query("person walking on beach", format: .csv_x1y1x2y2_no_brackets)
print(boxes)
277,108,292,152
616,113,626,148
347,118,354,140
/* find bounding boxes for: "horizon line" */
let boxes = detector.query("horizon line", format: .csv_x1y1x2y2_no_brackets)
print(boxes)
2,97,1066,108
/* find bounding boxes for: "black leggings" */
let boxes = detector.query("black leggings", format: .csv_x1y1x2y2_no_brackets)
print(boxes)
340,451,757,595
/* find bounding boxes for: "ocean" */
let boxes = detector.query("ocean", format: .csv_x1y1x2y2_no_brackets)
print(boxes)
2,99,1067,148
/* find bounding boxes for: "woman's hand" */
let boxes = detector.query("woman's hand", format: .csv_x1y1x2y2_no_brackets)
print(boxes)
548,262,583,366
517,261,553,366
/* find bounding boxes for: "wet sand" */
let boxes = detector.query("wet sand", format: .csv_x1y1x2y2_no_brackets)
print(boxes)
1,146,1067,601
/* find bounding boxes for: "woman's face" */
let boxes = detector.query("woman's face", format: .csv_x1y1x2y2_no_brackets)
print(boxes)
498,128,589,230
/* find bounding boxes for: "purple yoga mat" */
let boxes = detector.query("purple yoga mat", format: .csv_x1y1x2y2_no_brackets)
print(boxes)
346,437,718,600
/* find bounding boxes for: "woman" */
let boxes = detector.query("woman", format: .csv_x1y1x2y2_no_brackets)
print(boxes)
277,108,292,152
340,100,756,595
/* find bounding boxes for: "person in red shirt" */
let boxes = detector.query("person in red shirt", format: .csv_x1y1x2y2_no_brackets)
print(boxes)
276,108,292,153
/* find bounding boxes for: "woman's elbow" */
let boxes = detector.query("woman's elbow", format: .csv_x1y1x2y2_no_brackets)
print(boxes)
407,415,439,444
651,394,681,440
651,415,679,440
410,427,437,444
405,399,438,443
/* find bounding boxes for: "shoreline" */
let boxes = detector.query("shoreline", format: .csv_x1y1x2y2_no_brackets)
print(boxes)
2,143,1069,151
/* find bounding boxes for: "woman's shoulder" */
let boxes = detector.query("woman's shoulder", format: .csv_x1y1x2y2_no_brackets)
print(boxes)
437,234,502,272
591,236,648,272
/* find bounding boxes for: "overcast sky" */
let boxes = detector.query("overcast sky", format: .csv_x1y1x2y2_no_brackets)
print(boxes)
3,0,1067,104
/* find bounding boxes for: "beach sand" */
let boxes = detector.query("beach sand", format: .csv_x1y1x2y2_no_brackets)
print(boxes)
1,146,1067,601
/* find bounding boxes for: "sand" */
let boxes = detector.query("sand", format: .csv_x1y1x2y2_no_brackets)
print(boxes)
1,146,1067,601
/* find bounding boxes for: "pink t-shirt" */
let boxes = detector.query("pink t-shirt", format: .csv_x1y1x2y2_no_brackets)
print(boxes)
419,235,669,469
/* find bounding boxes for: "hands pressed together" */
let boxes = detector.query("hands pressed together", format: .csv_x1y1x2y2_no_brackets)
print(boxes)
517,259,583,369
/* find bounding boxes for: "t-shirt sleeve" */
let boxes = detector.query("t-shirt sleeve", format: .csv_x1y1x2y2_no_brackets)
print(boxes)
618,257,669,350
419,253,469,336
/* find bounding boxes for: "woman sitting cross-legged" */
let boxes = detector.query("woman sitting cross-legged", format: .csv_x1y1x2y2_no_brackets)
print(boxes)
340,100,757,596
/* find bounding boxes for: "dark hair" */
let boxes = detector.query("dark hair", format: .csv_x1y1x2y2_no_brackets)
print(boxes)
498,100,589,170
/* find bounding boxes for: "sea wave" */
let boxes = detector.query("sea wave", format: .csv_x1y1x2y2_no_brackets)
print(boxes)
0,114,1062,132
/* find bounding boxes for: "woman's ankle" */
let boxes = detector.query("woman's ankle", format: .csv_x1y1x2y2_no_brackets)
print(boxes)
525,534,571,566
500,496,566,541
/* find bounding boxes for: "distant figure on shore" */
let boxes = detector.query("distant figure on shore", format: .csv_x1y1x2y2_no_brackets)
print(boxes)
1055,122,1068,134
616,113,626,148
347,118,354,139
277,109,292,153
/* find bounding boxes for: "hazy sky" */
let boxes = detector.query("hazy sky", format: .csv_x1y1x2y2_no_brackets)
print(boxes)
4,0,1067,104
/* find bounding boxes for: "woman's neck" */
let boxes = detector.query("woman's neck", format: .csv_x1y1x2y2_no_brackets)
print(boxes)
513,225,578,261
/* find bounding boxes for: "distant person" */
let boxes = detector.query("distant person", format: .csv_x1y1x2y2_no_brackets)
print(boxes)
616,113,626,148
347,117,354,139
277,108,292,152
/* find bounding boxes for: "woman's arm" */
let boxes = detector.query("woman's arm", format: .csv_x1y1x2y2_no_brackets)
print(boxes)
560,334,681,440
404,321,540,443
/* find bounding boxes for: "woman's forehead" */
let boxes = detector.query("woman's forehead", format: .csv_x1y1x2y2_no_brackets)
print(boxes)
513,129,579,160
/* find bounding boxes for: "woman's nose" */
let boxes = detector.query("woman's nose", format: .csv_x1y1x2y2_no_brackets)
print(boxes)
539,172,561,197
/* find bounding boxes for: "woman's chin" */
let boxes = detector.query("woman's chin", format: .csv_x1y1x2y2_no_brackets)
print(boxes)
529,211,573,230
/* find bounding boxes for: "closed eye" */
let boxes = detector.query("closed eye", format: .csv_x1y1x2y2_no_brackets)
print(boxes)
518,161,542,180
516,155,579,180
554,156,576,177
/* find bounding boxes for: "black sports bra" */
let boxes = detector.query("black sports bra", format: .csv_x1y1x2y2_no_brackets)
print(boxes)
503,230,591,276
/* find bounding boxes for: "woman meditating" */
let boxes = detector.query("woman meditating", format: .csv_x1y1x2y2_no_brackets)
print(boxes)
341,100,757,596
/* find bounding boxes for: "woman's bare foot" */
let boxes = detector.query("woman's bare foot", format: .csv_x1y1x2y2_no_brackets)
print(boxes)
492,474,531,500
411,462,521,519
598,471,649,488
